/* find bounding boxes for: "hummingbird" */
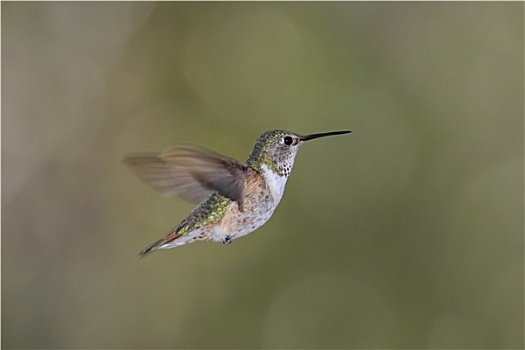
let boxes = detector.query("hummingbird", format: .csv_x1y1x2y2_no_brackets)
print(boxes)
123,129,351,258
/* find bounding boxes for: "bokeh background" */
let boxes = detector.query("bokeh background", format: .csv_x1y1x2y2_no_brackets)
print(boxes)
2,2,523,349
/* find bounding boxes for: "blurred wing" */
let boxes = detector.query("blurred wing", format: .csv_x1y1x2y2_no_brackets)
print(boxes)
122,144,247,207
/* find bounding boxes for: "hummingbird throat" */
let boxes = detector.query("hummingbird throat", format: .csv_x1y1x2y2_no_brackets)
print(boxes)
260,163,289,204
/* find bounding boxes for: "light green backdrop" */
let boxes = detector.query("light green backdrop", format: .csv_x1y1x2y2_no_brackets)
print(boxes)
3,2,523,348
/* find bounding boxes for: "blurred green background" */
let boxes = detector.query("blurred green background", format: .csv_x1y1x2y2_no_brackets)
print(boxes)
2,2,523,349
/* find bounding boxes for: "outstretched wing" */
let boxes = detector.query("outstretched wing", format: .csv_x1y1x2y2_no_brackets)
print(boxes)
122,144,247,208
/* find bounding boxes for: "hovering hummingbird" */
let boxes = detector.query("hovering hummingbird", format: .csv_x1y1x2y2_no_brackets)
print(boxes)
123,129,351,258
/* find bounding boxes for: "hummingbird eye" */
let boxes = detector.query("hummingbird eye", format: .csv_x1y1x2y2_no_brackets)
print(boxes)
283,136,293,146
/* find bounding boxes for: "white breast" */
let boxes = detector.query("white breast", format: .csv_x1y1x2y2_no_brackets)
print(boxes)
260,163,288,205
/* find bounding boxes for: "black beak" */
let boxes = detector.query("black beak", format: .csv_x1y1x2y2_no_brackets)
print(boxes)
301,130,351,142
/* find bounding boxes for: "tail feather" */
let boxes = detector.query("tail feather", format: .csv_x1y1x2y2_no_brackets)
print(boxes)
135,238,165,260
135,231,182,260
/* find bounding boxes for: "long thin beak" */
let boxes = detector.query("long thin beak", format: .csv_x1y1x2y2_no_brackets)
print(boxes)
301,130,351,142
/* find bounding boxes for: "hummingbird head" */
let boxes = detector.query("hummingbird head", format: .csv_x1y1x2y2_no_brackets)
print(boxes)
247,129,351,177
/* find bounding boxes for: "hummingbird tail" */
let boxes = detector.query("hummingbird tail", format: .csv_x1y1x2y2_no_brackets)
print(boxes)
135,238,166,260
135,230,182,260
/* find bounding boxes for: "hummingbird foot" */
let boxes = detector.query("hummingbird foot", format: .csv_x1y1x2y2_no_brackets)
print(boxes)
222,235,233,245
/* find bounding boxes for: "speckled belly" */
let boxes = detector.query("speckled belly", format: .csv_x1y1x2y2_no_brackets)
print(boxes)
209,185,278,242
